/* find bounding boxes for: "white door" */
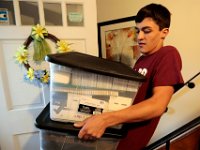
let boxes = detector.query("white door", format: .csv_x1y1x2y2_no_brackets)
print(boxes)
0,0,98,149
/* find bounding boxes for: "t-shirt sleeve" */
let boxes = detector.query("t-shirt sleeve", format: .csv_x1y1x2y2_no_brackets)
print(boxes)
153,48,184,91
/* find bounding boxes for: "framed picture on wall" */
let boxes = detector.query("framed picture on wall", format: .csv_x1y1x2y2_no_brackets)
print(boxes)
98,16,140,68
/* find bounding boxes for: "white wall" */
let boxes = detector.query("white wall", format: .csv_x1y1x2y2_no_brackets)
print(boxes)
96,0,200,144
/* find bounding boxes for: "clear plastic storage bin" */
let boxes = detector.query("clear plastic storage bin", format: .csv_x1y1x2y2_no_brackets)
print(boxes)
40,130,120,150
45,52,145,126
35,104,121,150
35,52,145,150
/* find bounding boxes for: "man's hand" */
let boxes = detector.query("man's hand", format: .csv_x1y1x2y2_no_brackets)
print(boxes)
74,114,108,140
73,86,174,141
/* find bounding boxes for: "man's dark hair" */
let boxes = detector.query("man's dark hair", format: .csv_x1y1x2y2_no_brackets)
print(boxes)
135,3,171,30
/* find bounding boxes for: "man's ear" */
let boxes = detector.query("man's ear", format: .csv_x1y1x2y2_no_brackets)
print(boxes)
161,28,169,39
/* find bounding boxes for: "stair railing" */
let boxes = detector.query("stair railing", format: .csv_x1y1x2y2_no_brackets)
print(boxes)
145,71,200,150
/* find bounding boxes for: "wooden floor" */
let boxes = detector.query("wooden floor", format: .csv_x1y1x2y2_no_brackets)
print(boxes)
158,126,200,150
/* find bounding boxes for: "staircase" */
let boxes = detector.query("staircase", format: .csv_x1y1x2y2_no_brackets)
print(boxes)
158,125,200,150
145,72,200,150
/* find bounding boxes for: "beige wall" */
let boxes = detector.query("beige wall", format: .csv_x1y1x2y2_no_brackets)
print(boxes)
97,0,200,144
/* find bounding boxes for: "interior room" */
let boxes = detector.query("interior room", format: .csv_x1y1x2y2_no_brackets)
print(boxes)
0,0,199,149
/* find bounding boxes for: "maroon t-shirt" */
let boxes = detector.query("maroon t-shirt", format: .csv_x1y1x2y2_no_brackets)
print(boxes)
117,46,184,150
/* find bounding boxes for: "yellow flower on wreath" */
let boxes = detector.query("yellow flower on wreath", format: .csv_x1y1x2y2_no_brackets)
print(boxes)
31,24,48,41
41,72,50,83
15,45,28,64
56,40,71,53
26,68,35,81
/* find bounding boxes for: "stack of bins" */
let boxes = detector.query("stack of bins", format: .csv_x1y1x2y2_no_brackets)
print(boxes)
35,52,146,150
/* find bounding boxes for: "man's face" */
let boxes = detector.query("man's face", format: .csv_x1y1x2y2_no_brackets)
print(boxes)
135,17,168,55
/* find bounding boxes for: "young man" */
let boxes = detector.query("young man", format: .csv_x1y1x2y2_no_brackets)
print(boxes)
74,3,184,149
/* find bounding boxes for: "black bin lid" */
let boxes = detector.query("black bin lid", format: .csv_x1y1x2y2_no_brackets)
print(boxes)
35,103,127,138
45,52,145,82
